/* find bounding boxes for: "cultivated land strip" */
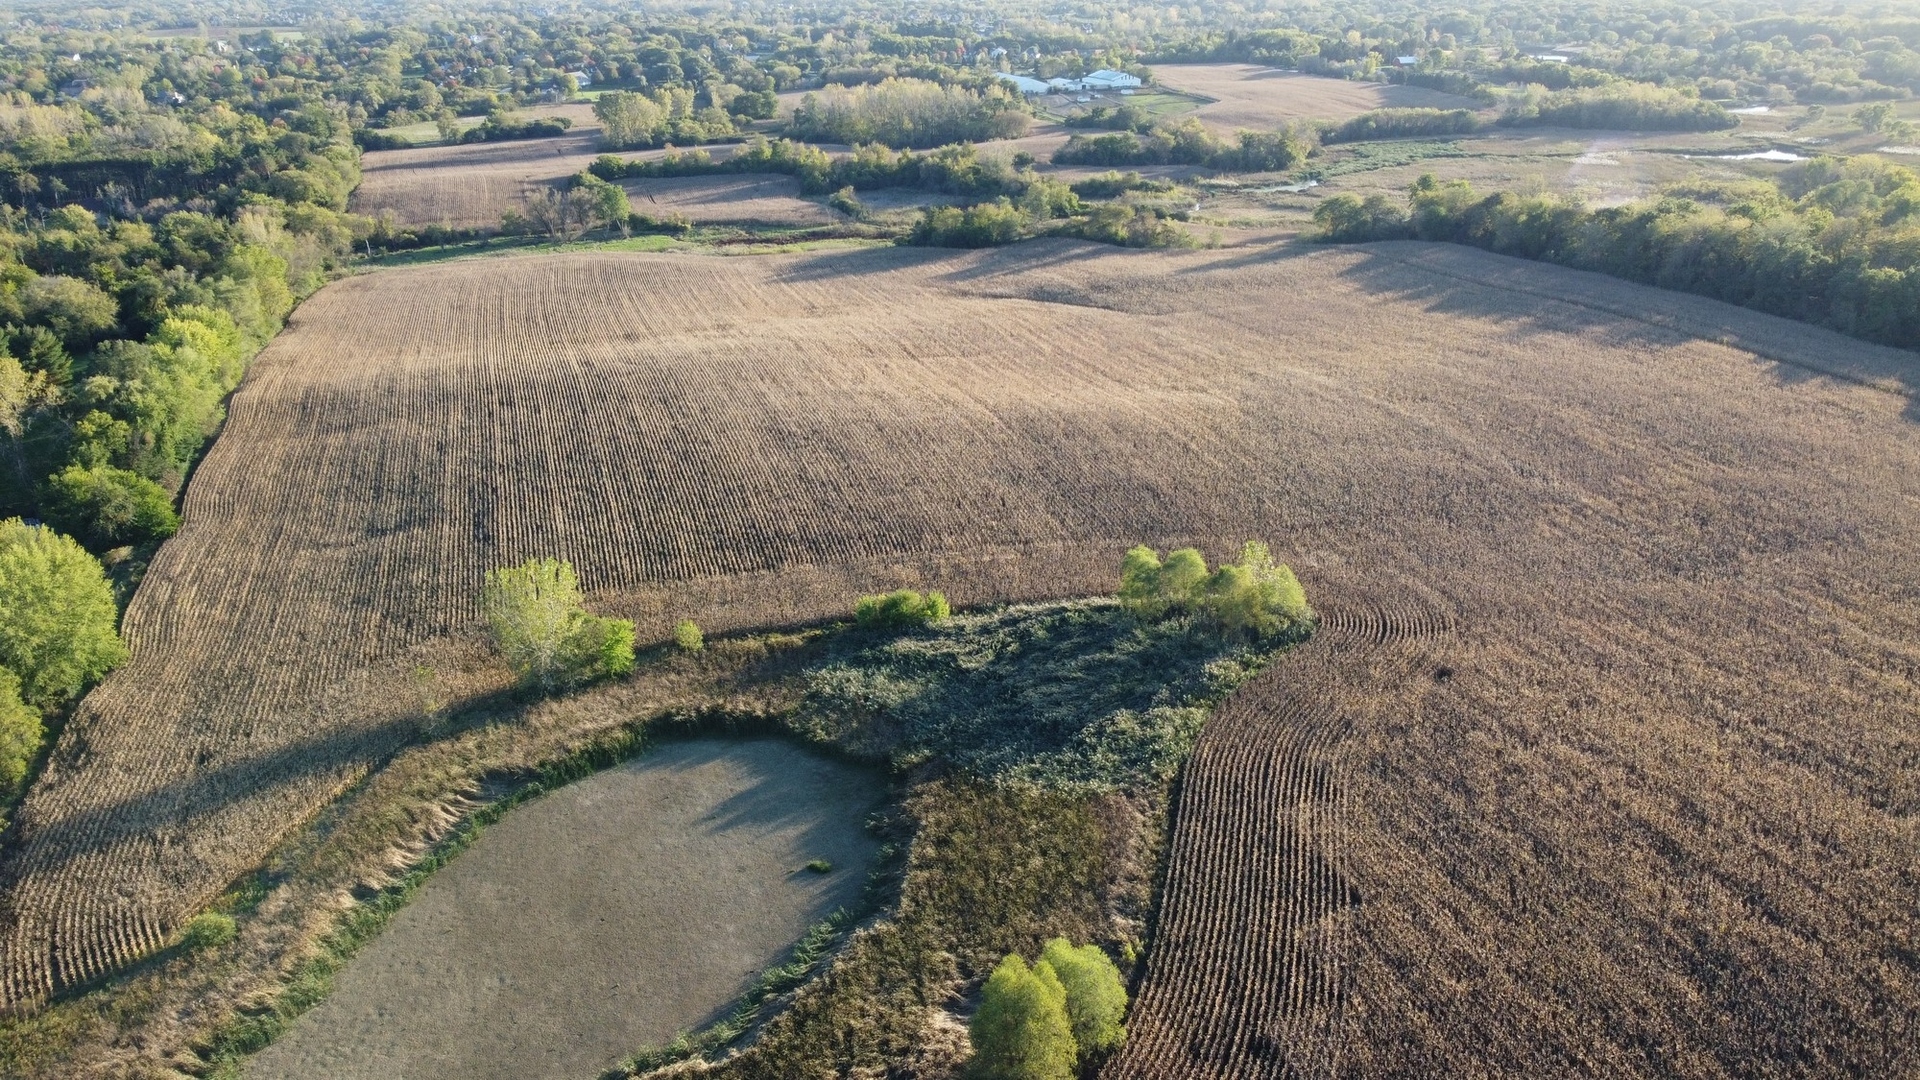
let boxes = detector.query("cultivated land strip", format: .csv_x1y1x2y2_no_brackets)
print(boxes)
0,240,1915,1074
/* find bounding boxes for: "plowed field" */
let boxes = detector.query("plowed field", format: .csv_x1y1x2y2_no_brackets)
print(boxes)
1,240,1916,1077
1152,64,1484,130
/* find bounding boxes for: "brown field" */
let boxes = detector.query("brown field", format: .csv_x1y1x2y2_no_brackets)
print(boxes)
0,240,1917,1076
246,738,881,1080
619,175,842,227
1152,64,1485,130
351,132,759,230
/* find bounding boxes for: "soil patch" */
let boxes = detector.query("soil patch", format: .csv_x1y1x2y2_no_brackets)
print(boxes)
244,738,882,1080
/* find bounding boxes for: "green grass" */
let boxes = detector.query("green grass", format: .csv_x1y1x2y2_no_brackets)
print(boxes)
1305,138,1479,179
795,599,1286,790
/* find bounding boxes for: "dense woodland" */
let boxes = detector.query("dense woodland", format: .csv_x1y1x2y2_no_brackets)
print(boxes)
0,0,1911,850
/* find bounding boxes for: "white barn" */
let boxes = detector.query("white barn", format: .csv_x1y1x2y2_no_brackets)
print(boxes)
1081,69,1143,90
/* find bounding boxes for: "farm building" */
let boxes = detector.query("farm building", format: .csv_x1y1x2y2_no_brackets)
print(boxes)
1083,69,1144,89
995,73,1052,95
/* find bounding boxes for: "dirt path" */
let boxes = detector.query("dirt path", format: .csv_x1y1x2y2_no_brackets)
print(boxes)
244,738,882,1080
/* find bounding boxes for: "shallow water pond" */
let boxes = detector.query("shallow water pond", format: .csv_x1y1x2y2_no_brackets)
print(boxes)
246,738,883,1080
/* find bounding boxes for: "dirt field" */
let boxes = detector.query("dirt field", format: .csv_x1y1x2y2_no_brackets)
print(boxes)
1,240,1916,1075
619,175,841,226
351,133,761,230
1152,64,1484,130
244,738,880,1080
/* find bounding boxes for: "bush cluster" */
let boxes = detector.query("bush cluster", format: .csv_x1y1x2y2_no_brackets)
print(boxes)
481,559,636,690
1119,541,1314,640
853,588,950,629
969,939,1127,1079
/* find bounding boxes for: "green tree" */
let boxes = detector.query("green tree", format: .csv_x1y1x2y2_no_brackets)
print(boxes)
0,518,127,712
1200,541,1312,639
1039,938,1129,1059
0,668,43,797
595,90,667,149
481,558,635,688
969,954,1077,1080
1159,548,1209,602
1117,545,1165,616
41,465,180,550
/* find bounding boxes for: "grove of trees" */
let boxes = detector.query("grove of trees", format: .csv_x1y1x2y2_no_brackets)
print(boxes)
969,939,1128,1079
1119,541,1315,639
787,79,1031,149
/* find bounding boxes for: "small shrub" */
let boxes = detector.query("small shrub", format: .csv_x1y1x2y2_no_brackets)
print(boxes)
828,185,866,219
805,859,833,874
968,954,1077,1080
853,589,950,629
181,912,236,951
674,618,705,653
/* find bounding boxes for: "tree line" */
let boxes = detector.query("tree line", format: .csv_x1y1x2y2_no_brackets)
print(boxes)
1312,156,1920,349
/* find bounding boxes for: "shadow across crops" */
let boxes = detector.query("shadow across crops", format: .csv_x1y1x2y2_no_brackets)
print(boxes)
1334,241,1920,421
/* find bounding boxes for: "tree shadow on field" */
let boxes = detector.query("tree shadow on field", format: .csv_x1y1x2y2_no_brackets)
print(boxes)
0,680,529,908
1329,241,1920,423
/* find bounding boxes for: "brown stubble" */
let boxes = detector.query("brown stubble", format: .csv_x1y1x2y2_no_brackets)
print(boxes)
0,238,1915,1077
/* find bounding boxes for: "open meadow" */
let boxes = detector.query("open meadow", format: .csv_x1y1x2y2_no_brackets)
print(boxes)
0,240,1916,1076
1152,65,1484,130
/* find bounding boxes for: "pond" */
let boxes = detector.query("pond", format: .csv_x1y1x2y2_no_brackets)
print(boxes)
246,738,884,1080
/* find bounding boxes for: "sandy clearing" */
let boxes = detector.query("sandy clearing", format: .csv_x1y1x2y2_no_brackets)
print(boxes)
244,738,882,1080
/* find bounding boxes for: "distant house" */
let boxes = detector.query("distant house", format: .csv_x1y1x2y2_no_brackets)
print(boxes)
1047,76,1081,92
566,69,593,87
1531,54,1569,63
1081,69,1143,90
996,73,1051,96
1395,55,1419,67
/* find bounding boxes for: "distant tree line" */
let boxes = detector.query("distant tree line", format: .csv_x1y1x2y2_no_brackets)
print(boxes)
1054,119,1312,173
1313,157,1920,349
1323,86,1733,146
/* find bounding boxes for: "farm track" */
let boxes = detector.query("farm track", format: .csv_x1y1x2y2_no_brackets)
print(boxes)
0,240,1916,1076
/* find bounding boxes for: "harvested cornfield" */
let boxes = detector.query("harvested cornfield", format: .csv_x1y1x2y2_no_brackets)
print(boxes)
1152,64,1483,130
618,175,841,226
351,136,748,230
1,240,1916,1077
